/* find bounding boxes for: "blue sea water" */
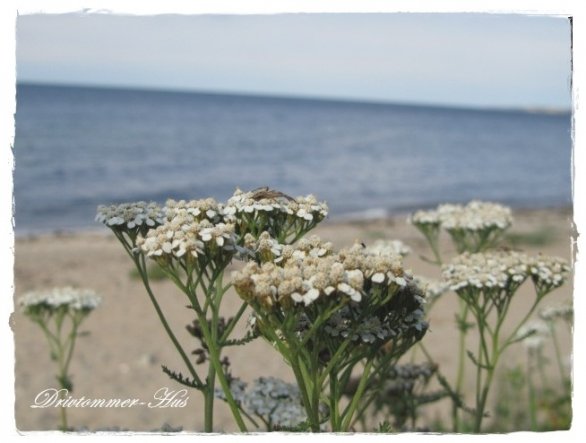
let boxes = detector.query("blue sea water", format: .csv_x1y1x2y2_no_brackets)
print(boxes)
13,83,572,234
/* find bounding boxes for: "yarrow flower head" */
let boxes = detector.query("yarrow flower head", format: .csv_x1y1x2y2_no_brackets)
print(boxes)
134,199,239,280
18,287,101,317
277,235,334,262
338,242,408,288
539,302,573,324
233,237,428,354
233,240,412,309
437,201,512,232
515,319,550,351
223,188,328,243
442,251,570,311
409,200,513,253
164,198,223,223
408,209,441,227
96,201,165,234
528,254,571,295
442,250,529,293
137,210,236,266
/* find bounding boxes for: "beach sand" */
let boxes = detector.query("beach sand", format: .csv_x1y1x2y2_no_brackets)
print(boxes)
12,207,575,432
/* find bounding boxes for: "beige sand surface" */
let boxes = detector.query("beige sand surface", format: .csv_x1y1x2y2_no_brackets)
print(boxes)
12,207,574,432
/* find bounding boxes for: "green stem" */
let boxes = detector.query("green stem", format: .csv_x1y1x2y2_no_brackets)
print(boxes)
318,338,353,387
310,347,323,431
349,390,378,431
274,321,320,432
220,302,248,344
298,351,320,431
62,315,81,377
290,351,318,431
527,352,538,431
537,349,549,391
340,359,373,431
473,321,486,432
134,255,202,386
203,271,222,433
502,296,542,352
452,300,469,432
473,312,505,433
204,361,216,432
36,320,60,359
59,397,68,432
329,372,340,431
114,231,250,431
188,280,248,432
55,311,70,431
117,235,202,388
550,323,568,390
474,371,495,433
199,315,247,431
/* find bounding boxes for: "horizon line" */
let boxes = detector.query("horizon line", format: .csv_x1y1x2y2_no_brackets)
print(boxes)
16,80,572,115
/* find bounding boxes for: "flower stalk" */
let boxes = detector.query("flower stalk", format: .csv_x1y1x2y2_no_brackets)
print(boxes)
442,251,570,431
96,191,329,432
18,287,101,431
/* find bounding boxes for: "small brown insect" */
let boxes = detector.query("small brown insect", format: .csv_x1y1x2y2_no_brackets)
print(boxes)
250,186,295,201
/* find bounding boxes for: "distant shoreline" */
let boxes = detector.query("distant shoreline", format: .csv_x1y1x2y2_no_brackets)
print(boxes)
16,82,572,116
12,203,574,239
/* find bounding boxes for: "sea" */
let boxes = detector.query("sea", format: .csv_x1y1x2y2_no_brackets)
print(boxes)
13,83,573,235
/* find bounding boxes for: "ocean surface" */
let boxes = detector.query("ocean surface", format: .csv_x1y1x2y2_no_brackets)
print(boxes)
14,83,572,234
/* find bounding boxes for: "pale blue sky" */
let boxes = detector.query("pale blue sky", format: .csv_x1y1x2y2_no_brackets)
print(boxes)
16,13,571,109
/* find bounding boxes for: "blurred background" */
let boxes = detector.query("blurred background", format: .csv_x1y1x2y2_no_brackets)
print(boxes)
14,13,572,234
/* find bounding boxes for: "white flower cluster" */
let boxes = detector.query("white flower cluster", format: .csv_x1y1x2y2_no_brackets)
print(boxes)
442,251,570,295
130,198,237,261
442,251,530,292
529,254,571,292
236,232,333,264
223,188,328,222
96,201,165,230
277,235,334,263
99,190,329,256
216,377,308,429
365,239,411,258
408,208,442,226
19,287,101,313
164,198,222,222
540,302,573,323
137,215,235,260
233,240,410,309
339,243,407,287
409,200,512,232
515,319,550,351
233,254,362,309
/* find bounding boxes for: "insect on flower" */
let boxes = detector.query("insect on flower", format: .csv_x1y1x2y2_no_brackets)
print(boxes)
250,186,295,202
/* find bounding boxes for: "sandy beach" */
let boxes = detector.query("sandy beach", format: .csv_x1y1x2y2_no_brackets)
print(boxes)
12,207,574,432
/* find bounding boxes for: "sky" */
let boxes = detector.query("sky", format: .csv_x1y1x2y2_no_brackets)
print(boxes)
16,13,572,110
